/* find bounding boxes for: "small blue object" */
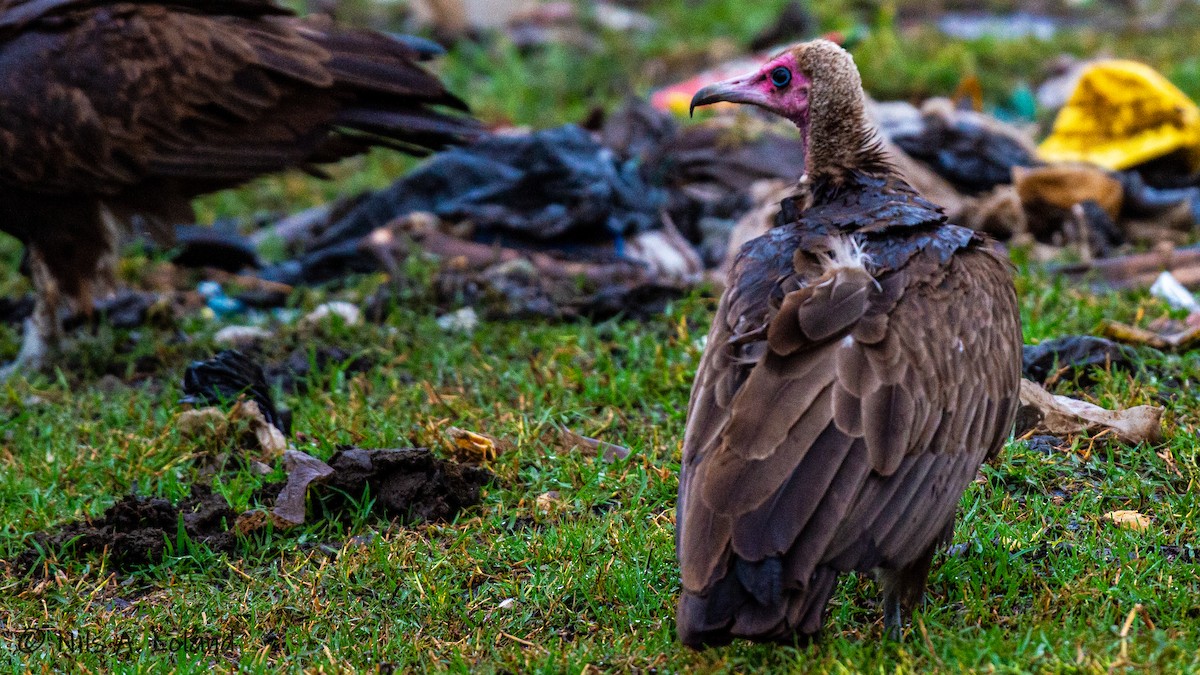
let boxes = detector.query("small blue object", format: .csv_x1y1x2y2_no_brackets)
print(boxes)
197,280,222,298
196,280,244,316
207,295,244,316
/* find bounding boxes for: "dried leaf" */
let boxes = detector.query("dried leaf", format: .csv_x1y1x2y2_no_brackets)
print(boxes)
230,400,289,457
447,426,500,462
556,426,631,463
1105,509,1152,532
535,490,562,512
271,450,334,527
175,407,229,438
1018,379,1163,444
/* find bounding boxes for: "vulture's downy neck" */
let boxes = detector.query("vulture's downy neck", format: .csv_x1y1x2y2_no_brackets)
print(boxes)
800,53,891,197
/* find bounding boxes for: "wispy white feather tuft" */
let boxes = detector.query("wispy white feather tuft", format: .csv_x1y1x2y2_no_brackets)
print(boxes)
816,235,871,272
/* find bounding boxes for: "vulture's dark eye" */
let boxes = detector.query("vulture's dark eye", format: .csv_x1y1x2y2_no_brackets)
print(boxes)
770,66,792,88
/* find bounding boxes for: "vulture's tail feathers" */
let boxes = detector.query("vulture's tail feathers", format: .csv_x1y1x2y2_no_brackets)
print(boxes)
677,563,839,648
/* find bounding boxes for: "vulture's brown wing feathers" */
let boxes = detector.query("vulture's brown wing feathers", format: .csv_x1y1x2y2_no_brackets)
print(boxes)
0,3,475,198
0,0,290,32
676,180,1021,646
0,0,477,340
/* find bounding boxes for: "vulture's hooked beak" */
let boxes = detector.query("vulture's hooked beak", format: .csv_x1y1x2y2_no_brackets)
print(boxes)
689,73,769,117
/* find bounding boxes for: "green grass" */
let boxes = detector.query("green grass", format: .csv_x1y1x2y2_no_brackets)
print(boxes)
5,0,1200,671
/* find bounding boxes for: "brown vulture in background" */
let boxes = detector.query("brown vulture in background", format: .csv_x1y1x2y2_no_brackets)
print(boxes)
677,40,1022,647
0,0,477,376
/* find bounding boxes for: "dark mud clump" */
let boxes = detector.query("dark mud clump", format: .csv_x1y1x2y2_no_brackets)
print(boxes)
317,448,492,523
15,485,237,574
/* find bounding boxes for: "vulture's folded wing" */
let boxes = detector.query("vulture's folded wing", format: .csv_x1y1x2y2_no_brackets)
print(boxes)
0,0,290,32
677,227,1020,608
0,4,475,195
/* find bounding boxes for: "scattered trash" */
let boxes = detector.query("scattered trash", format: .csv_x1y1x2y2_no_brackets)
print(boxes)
1039,60,1200,171
888,98,1041,195
1016,379,1163,445
181,350,287,435
299,301,363,329
213,325,274,349
936,11,1063,41
1022,335,1142,385
1023,434,1066,455
198,281,246,317
497,597,518,610
1104,509,1152,532
176,400,289,468
173,224,260,273
651,54,769,116
1149,271,1200,311
437,307,480,334
175,407,231,439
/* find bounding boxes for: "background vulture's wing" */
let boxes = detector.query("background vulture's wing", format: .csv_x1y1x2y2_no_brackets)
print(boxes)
0,0,290,32
0,3,475,197
677,222,1020,638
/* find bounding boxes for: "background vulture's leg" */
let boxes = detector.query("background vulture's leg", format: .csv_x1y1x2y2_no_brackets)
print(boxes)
877,542,938,641
1,249,62,379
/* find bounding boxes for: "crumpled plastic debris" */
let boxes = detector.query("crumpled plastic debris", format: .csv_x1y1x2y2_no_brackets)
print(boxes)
1149,270,1200,311
1039,60,1200,172
245,99,810,322
181,350,288,435
260,124,669,286
887,97,1041,194
1022,335,1142,386
172,223,261,273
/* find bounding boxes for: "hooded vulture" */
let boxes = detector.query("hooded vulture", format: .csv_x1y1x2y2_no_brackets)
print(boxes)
0,0,477,376
677,39,1022,647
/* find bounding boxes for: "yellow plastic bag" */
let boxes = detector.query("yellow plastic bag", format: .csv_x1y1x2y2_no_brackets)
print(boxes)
1038,60,1200,171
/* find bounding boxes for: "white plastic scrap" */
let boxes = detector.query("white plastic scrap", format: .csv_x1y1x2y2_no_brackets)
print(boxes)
437,307,479,334
1150,271,1200,312
300,301,363,329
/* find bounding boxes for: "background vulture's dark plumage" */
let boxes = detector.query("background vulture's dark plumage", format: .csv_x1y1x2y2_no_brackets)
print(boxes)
678,40,1022,647
0,0,477,375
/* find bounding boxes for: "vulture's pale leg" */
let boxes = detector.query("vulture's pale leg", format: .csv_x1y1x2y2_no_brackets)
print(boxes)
1,250,62,379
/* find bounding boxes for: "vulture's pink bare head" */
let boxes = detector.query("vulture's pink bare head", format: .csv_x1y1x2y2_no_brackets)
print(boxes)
690,40,871,176
689,51,812,126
